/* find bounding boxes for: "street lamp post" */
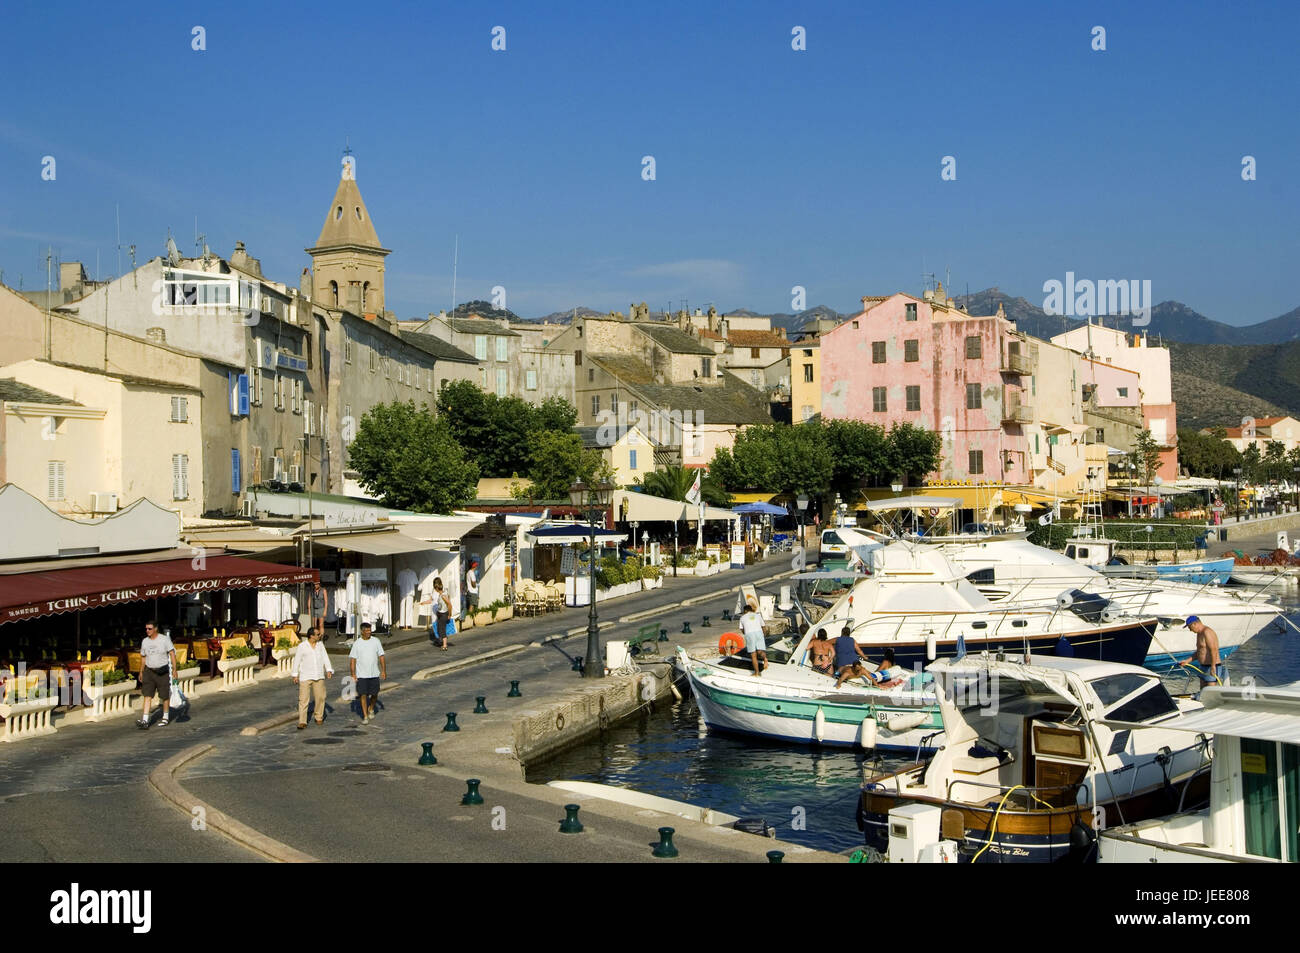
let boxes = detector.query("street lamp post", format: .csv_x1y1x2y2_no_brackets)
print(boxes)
796,494,809,559
1233,467,1243,522
1293,467,1299,512
569,479,615,679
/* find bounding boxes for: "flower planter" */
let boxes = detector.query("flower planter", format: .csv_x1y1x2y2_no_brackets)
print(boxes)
217,655,258,692
81,678,138,723
474,611,494,628
0,694,59,742
460,613,474,630
271,648,293,678
175,667,201,700
493,606,513,623
641,576,662,590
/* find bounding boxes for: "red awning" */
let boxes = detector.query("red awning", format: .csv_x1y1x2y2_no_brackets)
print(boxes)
0,555,317,625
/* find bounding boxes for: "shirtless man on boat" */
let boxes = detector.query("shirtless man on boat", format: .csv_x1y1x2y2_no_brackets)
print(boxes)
1180,616,1224,696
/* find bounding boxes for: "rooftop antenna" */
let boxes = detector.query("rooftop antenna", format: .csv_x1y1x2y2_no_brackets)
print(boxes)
166,233,181,267
450,234,459,319
44,246,52,361
115,203,122,278
128,244,137,288
921,271,937,293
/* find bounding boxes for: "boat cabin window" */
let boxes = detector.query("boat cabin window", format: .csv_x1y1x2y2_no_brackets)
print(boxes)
966,568,995,586
1241,739,1300,861
1090,673,1151,707
1065,545,1076,558
1105,683,1179,723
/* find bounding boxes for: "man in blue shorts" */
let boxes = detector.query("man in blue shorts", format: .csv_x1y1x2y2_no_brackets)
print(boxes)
349,623,386,724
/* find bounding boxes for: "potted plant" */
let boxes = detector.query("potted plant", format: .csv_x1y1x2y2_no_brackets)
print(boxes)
81,666,138,723
474,601,495,627
271,636,295,677
217,642,259,691
0,672,60,741
492,598,513,623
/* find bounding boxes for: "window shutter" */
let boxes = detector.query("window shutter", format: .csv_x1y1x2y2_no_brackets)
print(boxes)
181,454,189,498
47,461,65,500
238,374,250,415
172,454,182,499
228,372,238,415
231,449,241,493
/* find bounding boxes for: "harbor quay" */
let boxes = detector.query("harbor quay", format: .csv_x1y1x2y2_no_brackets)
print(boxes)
0,557,839,863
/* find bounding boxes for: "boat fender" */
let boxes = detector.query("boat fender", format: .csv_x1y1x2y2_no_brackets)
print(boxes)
925,631,937,661
886,711,928,733
1068,821,1097,862
669,678,683,702
718,632,744,656
1056,590,1074,609
1100,606,1120,623
859,716,878,750
814,706,826,743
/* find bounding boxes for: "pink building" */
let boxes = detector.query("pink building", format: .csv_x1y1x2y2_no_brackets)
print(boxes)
821,288,1029,483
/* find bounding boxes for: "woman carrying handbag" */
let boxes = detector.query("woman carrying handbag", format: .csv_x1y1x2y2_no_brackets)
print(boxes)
431,577,453,651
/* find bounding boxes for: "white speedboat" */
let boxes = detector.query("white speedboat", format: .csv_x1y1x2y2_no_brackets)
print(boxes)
935,535,1284,670
816,532,1158,669
858,653,1210,863
676,636,943,754
1099,681,1300,863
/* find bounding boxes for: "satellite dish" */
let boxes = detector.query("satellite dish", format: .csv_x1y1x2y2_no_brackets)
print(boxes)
166,236,181,266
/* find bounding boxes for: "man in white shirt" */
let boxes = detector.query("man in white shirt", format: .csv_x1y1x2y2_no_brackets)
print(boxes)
138,621,177,728
462,558,480,622
292,629,334,728
349,623,386,724
738,599,768,677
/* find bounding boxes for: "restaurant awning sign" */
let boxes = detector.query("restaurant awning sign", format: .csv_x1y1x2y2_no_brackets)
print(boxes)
0,555,317,624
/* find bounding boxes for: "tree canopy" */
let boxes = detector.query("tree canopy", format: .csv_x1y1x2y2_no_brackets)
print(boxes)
436,381,578,477
638,465,731,507
346,400,479,512
525,431,611,499
1176,429,1242,480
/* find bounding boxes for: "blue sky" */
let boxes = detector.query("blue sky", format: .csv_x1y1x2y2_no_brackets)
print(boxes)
1,0,1296,323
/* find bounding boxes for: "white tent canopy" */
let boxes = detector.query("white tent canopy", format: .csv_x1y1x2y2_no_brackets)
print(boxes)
615,490,735,523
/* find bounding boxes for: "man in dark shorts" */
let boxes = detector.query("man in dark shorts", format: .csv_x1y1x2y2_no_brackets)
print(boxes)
311,582,328,640
348,623,386,724
137,620,177,728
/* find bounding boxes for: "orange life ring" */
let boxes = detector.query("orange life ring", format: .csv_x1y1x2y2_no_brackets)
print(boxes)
718,632,745,655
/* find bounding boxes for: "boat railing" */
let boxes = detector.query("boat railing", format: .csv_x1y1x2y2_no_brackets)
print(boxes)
944,777,1091,812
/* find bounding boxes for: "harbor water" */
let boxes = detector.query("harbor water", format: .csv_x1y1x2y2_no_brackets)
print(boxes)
527,597,1300,854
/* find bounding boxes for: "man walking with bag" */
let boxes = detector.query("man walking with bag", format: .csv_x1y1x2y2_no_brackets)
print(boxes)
293,628,334,728
137,621,177,729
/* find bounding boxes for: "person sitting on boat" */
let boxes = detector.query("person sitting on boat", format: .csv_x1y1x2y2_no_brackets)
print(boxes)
866,648,907,688
1180,616,1225,697
739,599,768,677
833,624,870,688
808,627,835,676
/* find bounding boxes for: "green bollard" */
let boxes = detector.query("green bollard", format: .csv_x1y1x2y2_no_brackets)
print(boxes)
766,850,784,863
681,621,692,634
559,804,584,834
722,608,732,621
417,742,437,766
571,655,584,672
473,696,489,714
461,778,484,805
702,616,712,627
652,826,679,858
658,627,668,642
443,712,460,732
507,680,522,697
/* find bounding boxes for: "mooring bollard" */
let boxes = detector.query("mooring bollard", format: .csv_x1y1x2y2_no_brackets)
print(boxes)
766,850,785,864
507,680,522,697
681,621,692,634
473,696,489,714
722,608,732,621
571,656,584,672
658,627,668,642
559,804,584,834
443,712,460,732
701,615,712,627
417,742,437,766
461,778,484,805
652,826,679,858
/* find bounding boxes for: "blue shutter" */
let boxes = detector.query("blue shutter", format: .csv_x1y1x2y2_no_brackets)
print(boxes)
629,449,637,470
238,374,250,416
231,449,241,493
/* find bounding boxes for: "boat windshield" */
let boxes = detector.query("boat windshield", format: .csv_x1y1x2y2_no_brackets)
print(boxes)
1104,683,1179,723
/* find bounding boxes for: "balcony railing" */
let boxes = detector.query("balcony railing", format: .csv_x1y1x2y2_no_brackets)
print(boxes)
1001,351,1032,375
1002,401,1034,424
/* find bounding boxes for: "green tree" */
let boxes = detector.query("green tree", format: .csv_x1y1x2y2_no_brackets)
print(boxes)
1128,429,1162,487
436,381,579,477
1242,443,1262,482
1264,440,1287,483
526,431,608,499
723,424,832,496
639,465,730,507
885,422,942,485
533,395,578,433
822,419,889,495
347,401,479,512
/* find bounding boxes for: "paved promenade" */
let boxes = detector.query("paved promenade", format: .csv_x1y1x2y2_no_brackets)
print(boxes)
0,555,836,863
